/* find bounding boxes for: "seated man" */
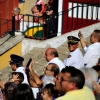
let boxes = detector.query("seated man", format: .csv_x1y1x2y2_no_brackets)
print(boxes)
56,67,96,100
28,59,60,87
44,48,65,71
64,36,84,69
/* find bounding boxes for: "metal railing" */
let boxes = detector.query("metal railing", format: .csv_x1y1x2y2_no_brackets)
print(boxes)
0,0,100,39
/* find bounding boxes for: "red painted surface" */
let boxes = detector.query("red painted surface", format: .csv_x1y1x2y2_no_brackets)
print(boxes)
69,0,99,4
62,0,100,34
0,0,18,37
62,17,99,34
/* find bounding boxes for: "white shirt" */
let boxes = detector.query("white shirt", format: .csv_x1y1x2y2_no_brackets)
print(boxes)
48,57,65,71
64,48,84,69
16,67,39,99
16,67,29,84
84,42,100,68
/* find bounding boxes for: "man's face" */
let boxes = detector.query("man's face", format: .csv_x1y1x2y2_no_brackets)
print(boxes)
44,64,53,76
44,49,53,62
46,10,53,15
90,32,96,43
12,8,19,16
68,43,78,52
10,63,16,71
54,73,63,92
61,72,74,93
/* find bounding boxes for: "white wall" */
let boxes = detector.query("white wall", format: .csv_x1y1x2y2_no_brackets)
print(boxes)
22,22,100,55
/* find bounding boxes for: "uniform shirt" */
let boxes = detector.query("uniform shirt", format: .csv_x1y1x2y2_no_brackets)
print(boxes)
84,42,100,68
44,13,58,38
48,57,65,71
64,48,84,69
16,67,29,84
56,86,96,100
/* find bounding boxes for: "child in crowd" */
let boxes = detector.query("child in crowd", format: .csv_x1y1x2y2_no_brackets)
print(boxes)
41,84,58,100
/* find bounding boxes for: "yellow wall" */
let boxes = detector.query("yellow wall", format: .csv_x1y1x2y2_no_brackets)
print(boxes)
0,42,22,69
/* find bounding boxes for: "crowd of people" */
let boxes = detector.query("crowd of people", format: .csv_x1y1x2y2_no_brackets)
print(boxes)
13,0,58,38
0,29,100,100
2,0,100,100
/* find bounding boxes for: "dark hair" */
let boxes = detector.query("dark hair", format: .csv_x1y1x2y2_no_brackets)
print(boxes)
49,63,59,77
63,66,85,89
50,50,59,57
4,82,18,100
16,63,23,68
93,29,100,42
12,72,24,84
42,83,58,98
35,4,42,12
13,84,34,100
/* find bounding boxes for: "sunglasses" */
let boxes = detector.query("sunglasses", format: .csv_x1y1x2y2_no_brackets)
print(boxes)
9,62,15,65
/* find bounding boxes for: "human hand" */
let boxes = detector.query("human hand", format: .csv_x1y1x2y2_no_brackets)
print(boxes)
11,74,19,81
92,81,100,94
0,81,5,89
78,31,83,39
29,59,34,70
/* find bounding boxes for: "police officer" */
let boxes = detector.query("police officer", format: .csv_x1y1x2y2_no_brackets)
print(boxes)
64,36,84,69
10,54,28,84
39,5,58,39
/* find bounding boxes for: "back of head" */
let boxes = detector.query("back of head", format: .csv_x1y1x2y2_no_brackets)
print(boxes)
42,83,58,98
64,66,85,89
50,48,59,57
93,29,100,42
4,82,18,100
36,4,42,12
80,68,98,90
13,84,34,100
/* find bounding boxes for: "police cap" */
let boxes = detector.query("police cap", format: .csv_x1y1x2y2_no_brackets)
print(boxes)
10,54,24,64
46,5,53,11
67,36,80,44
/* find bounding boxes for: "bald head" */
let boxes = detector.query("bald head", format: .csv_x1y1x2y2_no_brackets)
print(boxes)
44,48,59,62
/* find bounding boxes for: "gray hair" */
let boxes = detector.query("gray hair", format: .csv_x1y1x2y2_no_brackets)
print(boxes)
14,7,21,13
80,68,98,90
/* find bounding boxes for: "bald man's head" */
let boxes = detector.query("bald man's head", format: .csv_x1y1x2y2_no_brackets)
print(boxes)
44,48,59,62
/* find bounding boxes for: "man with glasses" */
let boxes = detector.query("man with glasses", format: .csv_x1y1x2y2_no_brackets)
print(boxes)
56,67,96,100
64,36,84,69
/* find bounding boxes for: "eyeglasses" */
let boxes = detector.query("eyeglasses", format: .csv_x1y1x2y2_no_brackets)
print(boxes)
9,62,14,65
61,77,70,82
